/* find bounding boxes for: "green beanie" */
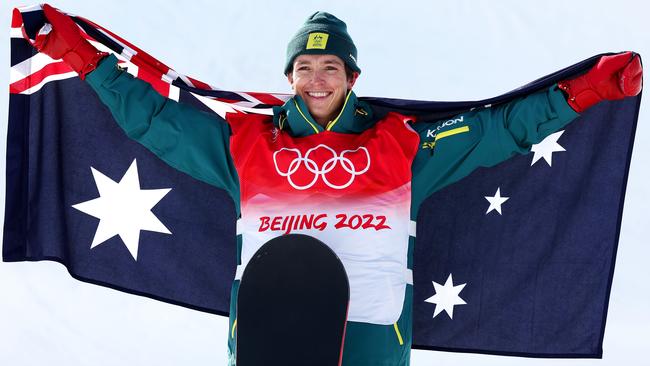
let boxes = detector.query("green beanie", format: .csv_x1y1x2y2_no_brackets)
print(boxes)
284,11,360,75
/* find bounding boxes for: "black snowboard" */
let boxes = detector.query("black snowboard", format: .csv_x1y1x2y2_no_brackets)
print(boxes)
236,234,350,366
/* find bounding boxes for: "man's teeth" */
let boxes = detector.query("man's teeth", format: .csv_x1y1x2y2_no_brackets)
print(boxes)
308,92,330,97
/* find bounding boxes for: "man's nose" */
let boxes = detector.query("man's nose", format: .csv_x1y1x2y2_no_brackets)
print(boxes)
311,69,326,82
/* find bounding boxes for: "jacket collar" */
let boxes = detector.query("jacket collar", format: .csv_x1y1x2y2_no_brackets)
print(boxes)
273,91,375,137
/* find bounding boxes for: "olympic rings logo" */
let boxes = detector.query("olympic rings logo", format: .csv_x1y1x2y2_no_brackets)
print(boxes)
273,144,371,190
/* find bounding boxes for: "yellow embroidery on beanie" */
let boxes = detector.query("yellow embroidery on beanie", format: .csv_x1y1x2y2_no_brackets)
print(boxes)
306,32,329,49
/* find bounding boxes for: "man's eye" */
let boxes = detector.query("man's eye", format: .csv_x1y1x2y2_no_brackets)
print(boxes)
297,66,310,72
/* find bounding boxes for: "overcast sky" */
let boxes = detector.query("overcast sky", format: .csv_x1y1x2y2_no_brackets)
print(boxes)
1,1,648,365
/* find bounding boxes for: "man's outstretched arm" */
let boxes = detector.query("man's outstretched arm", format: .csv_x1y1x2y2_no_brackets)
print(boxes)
34,4,240,204
412,52,642,201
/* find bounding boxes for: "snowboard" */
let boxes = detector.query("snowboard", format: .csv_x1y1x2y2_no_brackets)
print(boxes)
236,234,350,366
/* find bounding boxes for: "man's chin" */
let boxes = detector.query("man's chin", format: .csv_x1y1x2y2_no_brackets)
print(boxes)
305,106,330,119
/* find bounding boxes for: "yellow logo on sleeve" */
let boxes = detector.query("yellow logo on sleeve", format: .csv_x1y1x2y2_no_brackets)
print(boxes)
306,32,329,49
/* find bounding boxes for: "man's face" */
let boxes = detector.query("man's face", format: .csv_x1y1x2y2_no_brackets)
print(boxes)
287,54,358,126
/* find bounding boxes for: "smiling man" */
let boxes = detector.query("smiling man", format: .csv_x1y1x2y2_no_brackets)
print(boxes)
284,12,360,130
288,54,358,128
34,6,642,366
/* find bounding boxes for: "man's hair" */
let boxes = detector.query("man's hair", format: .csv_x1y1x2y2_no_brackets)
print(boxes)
344,65,355,81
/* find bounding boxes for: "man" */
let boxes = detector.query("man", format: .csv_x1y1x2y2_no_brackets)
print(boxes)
35,5,642,365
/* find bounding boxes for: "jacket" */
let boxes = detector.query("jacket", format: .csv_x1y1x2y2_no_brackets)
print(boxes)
86,54,578,365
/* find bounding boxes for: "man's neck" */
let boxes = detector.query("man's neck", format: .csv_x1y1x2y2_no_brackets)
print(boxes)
314,114,336,128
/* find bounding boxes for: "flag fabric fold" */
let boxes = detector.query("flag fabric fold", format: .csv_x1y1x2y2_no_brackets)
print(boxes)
3,5,641,358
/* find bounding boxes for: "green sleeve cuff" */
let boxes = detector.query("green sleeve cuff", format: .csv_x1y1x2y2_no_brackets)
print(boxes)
86,54,120,89
548,84,580,121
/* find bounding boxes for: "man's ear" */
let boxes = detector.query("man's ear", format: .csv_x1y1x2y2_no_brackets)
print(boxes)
347,72,359,90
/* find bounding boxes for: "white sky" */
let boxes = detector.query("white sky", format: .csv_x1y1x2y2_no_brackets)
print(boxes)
1,1,648,365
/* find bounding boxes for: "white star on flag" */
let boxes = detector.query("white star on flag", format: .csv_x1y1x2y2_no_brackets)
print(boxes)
72,159,172,260
425,274,467,319
530,130,566,167
485,187,509,215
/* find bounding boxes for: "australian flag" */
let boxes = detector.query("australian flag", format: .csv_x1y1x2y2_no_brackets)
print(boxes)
3,4,641,358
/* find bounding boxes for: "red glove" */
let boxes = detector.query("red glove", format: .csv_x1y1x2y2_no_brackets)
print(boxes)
33,4,107,79
558,52,643,113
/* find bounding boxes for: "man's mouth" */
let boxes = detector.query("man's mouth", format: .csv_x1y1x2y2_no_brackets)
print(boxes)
306,91,332,98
